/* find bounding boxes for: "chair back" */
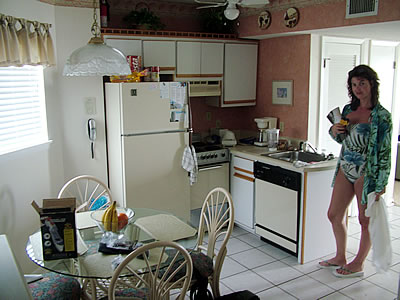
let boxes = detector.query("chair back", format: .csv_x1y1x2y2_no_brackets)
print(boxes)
108,240,193,300
196,187,234,275
57,175,112,212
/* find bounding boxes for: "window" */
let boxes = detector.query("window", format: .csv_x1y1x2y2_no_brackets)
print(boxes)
0,66,48,155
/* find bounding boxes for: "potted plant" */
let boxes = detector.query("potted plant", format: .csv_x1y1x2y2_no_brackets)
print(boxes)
123,8,165,31
200,7,236,34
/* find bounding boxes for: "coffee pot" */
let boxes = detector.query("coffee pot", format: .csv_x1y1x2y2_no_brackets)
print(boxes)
254,117,278,147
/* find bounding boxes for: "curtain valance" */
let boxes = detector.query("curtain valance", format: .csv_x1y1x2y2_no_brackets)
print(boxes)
0,14,55,67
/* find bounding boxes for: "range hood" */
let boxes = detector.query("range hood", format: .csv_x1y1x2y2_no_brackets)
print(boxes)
188,80,222,97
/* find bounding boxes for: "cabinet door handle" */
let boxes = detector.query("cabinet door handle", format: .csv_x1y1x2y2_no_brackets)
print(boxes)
234,172,254,182
234,166,253,176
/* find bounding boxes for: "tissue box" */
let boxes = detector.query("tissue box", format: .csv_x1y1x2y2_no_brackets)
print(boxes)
31,198,77,260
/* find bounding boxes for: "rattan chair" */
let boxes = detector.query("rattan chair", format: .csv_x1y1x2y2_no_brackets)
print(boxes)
57,175,112,212
108,241,193,300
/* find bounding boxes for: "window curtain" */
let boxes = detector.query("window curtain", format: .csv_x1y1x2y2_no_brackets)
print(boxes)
0,14,55,67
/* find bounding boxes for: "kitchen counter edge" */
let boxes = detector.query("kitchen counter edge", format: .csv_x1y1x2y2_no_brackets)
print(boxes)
229,145,337,173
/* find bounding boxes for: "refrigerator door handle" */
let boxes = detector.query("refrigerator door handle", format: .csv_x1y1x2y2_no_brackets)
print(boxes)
122,129,189,137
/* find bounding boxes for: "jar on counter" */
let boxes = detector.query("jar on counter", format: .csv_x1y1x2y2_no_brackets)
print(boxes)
151,66,160,82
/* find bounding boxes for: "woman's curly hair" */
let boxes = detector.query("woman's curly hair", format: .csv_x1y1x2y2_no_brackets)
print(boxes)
347,64,380,110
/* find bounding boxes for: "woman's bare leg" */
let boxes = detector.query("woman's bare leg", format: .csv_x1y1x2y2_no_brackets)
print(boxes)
336,175,370,274
320,169,355,266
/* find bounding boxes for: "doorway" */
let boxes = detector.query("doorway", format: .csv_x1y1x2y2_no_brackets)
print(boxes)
319,36,400,206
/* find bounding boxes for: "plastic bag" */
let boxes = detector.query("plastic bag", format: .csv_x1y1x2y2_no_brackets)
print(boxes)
365,192,392,272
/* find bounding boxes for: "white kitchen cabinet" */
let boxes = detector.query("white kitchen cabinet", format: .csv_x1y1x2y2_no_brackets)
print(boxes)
230,155,255,231
143,40,176,72
223,43,258,107
176,41,223,77
103,37,142,57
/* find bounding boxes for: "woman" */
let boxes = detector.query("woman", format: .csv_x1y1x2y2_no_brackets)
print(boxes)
319,65,392,278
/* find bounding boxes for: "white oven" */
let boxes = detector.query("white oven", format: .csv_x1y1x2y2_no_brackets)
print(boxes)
189,144,230,228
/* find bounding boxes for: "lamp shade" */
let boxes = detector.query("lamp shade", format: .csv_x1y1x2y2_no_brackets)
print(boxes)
224,6,240,20
63,39,131,76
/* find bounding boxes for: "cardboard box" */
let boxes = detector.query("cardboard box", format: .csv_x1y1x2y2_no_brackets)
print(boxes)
31,198,77,260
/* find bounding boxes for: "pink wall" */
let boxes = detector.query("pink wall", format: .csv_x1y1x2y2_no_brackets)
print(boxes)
191,35,311,140
238,0,400,38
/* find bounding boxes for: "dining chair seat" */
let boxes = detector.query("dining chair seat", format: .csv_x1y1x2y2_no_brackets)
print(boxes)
28,272,81,300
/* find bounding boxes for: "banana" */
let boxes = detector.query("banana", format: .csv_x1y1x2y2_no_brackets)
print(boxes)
102,202,113,231
111,203,118,233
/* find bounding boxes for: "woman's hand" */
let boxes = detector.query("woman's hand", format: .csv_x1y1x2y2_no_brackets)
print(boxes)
375,188,386,201
331,123,346,138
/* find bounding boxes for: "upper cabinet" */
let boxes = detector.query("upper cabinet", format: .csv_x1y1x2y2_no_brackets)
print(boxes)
143,40,176,73
104,37,142,57
176,41,223,78
223,43,258,107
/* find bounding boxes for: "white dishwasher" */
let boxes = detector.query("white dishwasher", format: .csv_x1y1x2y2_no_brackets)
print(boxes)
254,161,301,255
230,155,255,231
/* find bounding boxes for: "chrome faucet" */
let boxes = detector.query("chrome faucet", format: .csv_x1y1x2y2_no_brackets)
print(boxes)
299,141,318,154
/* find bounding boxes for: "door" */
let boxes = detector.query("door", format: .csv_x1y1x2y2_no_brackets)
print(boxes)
176,42,201,76
122,132,190,221
230,156,254,229
319,40,361,156
224,43,257,106
119,82,188,134
104,37,142,57
143,40,176,72
201,42,224,76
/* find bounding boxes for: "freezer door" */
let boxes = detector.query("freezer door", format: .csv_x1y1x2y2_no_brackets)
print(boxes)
121,132,190,221
120,82,188,134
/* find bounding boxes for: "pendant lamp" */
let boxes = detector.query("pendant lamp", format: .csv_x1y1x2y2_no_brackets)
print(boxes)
63,0,131,76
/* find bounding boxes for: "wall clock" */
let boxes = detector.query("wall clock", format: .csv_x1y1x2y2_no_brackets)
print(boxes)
258,11,271,30
284,7,299,28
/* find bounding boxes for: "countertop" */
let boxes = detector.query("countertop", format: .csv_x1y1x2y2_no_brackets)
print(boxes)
229,144,337,173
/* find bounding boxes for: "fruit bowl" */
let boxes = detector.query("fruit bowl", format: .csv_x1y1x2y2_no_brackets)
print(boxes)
91,206,135,236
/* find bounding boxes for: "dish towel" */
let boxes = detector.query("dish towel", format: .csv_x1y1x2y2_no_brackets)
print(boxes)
182,145,198,185
365,192,392,272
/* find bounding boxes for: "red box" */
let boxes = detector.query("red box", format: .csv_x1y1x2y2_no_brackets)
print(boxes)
127,55,142,73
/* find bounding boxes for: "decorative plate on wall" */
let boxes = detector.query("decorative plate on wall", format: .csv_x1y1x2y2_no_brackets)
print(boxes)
258,11,271,30
284,7,299,28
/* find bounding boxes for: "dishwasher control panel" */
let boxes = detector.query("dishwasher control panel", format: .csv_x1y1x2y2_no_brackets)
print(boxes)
254,161,301,191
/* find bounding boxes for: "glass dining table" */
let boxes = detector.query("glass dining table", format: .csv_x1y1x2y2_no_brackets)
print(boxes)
26,207,198,300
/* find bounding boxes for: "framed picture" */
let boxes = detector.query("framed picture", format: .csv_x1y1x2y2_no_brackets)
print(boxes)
272,80,293,105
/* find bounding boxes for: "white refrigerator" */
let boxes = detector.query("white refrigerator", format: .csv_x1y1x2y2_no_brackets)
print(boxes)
105,82,191,221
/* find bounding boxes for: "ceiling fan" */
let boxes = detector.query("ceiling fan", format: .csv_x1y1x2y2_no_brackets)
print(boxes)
195,0,269,20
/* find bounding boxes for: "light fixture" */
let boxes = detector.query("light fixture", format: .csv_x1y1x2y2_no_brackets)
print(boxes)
63,0,131,76
224,3,240,20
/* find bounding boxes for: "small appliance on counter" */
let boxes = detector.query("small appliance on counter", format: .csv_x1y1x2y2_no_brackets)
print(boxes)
222,130,237,147
254,117,278,147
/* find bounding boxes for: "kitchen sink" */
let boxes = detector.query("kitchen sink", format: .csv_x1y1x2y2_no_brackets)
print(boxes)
261,150,329,163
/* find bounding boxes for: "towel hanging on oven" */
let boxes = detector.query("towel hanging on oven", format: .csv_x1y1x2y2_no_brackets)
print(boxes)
182,145,198,185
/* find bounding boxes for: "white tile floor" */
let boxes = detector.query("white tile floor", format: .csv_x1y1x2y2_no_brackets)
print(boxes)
212,204,400,300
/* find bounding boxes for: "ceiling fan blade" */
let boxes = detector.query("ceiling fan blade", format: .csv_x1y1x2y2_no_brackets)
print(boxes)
195,0,227,5
238,0,269,7
196,3,226,9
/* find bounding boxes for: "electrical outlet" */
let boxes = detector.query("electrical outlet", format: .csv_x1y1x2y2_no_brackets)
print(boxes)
84,97,96,115
280,121,285,132
206,112,211,121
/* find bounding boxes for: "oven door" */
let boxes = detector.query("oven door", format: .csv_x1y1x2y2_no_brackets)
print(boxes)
190,163,229,227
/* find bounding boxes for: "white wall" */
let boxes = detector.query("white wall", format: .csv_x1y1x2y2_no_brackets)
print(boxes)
0,1,109,273
54,6,108,184
0,0,63,273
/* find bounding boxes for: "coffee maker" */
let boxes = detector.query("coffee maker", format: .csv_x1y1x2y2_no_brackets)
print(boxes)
254,117,278,147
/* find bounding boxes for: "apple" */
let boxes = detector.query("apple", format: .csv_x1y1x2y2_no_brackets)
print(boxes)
117,213,129,230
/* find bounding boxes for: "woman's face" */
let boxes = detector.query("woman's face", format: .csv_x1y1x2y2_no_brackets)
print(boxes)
351,76,372,102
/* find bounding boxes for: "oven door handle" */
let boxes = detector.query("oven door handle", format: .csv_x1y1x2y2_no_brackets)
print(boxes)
199,165,224,171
